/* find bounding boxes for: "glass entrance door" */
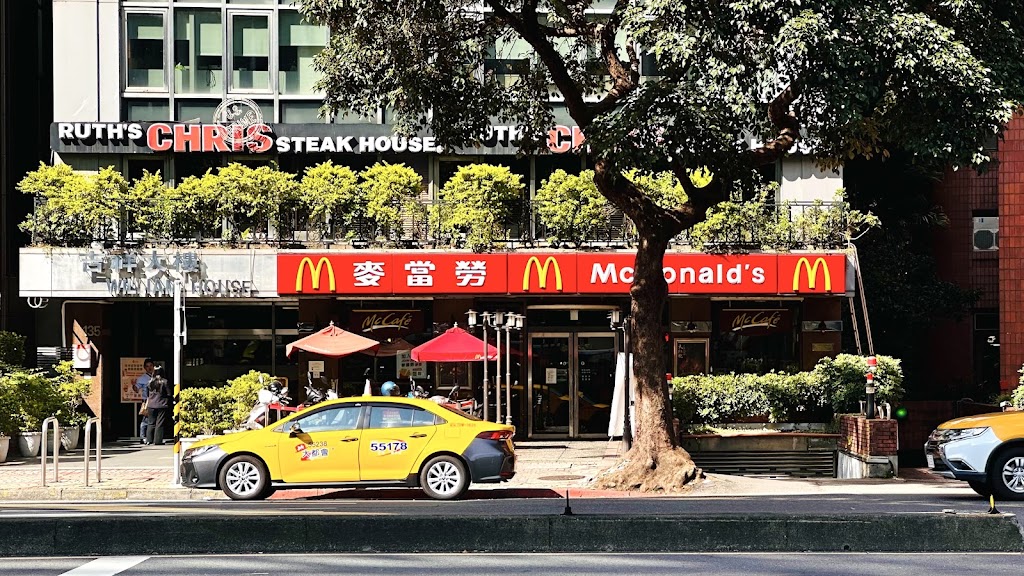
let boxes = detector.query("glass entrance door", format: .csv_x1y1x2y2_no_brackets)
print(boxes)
528,332,617,438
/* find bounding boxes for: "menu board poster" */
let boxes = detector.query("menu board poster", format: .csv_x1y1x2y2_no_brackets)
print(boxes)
396,350,427,380
120,357,148,403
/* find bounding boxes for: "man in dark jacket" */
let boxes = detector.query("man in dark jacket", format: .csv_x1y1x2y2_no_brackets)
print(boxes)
145,367,171,446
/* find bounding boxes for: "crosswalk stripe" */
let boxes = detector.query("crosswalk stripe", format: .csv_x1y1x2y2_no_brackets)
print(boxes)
59,556,149,576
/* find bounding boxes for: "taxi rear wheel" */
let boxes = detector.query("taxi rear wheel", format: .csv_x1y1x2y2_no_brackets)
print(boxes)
420,455,468,500
992,447,1024,501
219,455,270,501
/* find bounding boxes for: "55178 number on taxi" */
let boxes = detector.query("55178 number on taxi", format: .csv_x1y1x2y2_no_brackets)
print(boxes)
180,397,515,500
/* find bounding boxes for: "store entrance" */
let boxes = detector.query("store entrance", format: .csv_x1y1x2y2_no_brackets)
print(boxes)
528,332,617,438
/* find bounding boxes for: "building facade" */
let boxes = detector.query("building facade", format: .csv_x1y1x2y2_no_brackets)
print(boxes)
26,0,851,440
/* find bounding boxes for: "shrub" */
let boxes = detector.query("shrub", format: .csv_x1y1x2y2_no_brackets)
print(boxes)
432,164,525,251
671,354,904,426
299,161,361,241
177,371,273,437
535,169,609,247
359,162,425,244
52,362,92,427
1012,385,1024,410
0,331,26,370
1,370,63,433
812,353,904,413
18,163,127,245
0,376,17,437
214,163,300,241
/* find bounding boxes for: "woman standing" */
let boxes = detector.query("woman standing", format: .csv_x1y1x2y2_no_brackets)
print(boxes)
145,367,170,446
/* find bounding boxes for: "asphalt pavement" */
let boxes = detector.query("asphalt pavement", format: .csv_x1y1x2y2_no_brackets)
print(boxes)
3,553,1023,576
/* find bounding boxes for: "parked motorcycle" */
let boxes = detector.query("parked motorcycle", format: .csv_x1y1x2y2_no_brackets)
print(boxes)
303,372,338,407
244,378,294,430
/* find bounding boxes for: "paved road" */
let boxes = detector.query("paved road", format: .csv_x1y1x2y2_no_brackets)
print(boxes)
3,553,1023,576
0,492,1018,518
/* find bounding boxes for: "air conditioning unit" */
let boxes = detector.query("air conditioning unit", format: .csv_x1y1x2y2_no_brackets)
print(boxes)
973,216,999,251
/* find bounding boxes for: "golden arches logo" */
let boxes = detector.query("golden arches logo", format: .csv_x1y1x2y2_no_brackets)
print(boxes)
523,256,563,291
296,257,336,292
792,257,831,292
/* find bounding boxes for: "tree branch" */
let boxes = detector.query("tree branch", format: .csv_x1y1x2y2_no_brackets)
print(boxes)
749,83,802,166
591,0,639,117
485,0,592,125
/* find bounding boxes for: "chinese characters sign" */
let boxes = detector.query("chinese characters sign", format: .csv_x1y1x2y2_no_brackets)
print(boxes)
83,250,255,297
278,252,848,296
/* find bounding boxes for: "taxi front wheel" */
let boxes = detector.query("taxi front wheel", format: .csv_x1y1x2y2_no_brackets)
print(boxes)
992,447,1024,501
420,455,469,500
219,455,271,501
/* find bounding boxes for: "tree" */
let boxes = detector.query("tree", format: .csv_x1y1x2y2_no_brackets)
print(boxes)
299,0,1024,491
535,169,608,247
432,163,525,251
360,162,426,245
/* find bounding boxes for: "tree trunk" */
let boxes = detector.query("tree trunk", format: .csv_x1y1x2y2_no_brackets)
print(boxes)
591,225,702,492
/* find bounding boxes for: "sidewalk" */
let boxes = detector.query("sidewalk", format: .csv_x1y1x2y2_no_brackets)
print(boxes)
0,438,971,501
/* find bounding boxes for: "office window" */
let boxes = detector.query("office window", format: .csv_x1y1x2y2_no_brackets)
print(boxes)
231,13,271,91
279,11,327,94
176,99,220,122
126,13,166,89
174,9,223,94
281,101,325,123
124,99,170,121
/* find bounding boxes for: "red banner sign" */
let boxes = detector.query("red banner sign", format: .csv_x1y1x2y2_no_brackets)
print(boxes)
277,252,846,296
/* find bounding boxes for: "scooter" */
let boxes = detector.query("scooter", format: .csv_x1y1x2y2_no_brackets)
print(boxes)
244,378,294,430
303,372,338,407
435,385,482,419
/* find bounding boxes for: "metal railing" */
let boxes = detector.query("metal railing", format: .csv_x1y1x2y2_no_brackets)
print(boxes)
40,417,60,487
84,417,102,486
26,195,851,252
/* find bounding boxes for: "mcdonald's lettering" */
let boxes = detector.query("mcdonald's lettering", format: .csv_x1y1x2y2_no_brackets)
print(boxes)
296,257,336,292
523,256,563,291
792,257,831,292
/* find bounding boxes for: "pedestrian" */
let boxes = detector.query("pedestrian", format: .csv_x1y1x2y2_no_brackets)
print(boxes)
133,359,156,444
145,366,171,446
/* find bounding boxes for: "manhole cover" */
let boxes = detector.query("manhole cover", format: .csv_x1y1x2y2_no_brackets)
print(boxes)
537,475,585,481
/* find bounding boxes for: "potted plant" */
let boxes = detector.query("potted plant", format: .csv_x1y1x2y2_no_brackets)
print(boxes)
0,374,17,462
11,370,63,457
53,362,91,450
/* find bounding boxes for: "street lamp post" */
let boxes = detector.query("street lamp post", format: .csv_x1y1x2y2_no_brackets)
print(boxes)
470,310,523,425
610,309,633,451
504,313,524,425
466,310,490,422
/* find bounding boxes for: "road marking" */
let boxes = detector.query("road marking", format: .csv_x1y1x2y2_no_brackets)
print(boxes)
60,556,149,575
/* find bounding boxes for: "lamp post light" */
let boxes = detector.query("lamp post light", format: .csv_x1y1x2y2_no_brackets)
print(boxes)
504,313,524,425
466,309,491,422
609,309,633,451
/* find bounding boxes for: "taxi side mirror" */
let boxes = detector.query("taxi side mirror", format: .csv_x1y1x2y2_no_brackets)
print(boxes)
288,422,303,437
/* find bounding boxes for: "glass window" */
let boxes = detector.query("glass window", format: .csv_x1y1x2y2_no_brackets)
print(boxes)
174,9,223,94
367,406,429,429
413,410,439,427
126,13,166,89
124,99,170,121
281,101,326,124
230,0,275,4
486,29,532,88
126,159,166,182
176,99,220,122
279,11,327,94
295,406,362,433
231,13,271,91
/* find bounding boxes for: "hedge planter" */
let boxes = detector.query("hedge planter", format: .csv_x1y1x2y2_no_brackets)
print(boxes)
17,431,42,457
0,436,9,462
50,425,80,451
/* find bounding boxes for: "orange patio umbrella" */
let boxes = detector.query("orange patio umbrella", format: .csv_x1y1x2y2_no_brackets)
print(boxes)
285,321,381,358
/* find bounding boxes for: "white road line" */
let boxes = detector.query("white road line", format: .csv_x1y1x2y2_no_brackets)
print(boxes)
59,556,149,576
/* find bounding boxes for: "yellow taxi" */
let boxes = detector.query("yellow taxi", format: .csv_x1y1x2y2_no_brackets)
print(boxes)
925,409,1024,500
180,396,515,500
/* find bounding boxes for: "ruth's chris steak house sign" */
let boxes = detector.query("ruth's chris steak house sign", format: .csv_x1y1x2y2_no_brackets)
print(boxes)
278,252,849,296
51,122,587,155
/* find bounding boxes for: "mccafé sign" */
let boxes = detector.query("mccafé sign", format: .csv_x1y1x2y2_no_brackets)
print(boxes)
349,310,424,334
278,252,848,296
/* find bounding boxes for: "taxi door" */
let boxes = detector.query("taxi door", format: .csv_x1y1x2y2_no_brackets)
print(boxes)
360,405,438,481
277,404,363,484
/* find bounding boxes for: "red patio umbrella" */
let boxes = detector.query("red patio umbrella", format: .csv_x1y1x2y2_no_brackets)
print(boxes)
410,326,498,362
286,321,381,358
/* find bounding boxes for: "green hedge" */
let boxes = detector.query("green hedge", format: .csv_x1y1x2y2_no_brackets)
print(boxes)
177,371,272,437
0,360,91,434
671,354,904,425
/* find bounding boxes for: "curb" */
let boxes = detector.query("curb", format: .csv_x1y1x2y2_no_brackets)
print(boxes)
0,513,1020,555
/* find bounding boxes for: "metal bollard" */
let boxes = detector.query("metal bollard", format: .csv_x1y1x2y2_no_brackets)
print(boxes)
40,417,60,486
83,417,102,486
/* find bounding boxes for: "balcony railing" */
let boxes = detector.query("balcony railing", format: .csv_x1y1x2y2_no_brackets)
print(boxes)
26,196,852,252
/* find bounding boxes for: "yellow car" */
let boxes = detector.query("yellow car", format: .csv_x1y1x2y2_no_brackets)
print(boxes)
925,409,1024,500
180,396,516,500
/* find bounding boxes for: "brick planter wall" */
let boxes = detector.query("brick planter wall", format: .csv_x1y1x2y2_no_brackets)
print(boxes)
837,414,899,478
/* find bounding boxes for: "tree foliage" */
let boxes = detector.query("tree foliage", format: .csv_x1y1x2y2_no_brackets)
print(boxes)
535,169,608,247
299,161,361,241
432,164,526,251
